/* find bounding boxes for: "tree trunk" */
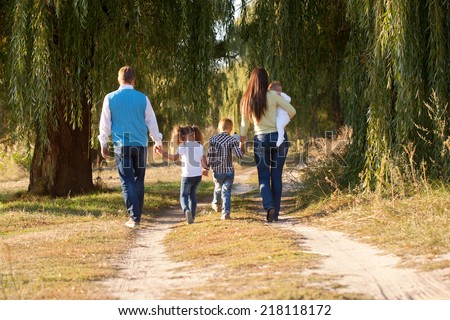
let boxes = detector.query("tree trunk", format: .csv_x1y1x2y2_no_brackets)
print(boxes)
331,79,344,128
29,101,93,196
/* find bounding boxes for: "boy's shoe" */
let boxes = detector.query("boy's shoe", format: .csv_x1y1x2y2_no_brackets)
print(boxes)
266,208,275,222
125,218,139,228
221,212,231,220
211,202,221,213
185,210,194,224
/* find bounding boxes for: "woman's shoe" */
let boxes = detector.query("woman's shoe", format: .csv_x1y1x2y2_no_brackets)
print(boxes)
266,208,275,222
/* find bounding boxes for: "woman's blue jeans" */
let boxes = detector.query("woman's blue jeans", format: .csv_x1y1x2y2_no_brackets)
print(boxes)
253,132,288,219
180,175,202,219
114,146,147,223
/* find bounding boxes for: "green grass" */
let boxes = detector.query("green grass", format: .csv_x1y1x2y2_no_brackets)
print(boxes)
0,191,122,300
0,175,214,299
2,157,448,299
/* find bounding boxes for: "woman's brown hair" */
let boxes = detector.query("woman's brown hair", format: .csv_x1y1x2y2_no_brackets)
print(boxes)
240,67,269,122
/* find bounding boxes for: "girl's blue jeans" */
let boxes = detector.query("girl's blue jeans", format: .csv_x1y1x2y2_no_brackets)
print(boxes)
180,175,202,218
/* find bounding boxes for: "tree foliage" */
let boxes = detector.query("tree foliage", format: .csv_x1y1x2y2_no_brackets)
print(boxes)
0,0,8,140
3,0,450,194
6,0,235,195
239,0,450,190
134,0,235,130
239,0,349,137
341,0,450,189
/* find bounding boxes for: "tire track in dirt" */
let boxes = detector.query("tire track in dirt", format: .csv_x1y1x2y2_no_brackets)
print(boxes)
235,169,450,299
101,168,259,299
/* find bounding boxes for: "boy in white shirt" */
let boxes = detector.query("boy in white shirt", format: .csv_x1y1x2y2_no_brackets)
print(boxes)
268,81,292,147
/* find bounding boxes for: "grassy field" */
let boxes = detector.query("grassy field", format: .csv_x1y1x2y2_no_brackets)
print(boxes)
1,155,449,299
0,165,207,299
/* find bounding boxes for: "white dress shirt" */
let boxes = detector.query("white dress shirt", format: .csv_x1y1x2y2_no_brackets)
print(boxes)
98,84,162,148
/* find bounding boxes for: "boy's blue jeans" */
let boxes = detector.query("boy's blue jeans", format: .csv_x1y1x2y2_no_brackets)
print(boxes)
180,176,202,219
212,172,234,213
253,132,288,219
114,146,147,223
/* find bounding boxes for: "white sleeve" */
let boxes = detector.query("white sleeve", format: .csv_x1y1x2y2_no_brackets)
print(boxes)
280,92,291,103
145,97,163,146
98,96,112,148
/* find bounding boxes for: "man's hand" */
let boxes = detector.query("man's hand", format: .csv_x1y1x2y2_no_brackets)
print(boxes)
154,145,163,156
101,146,110,159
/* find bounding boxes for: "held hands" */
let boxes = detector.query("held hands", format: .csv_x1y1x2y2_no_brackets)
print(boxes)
154,145,163,157
101,146,110,159
239,136,246,155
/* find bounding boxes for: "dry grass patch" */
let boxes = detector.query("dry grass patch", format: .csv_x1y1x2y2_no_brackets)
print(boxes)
0,217,130,299
0,176,193,299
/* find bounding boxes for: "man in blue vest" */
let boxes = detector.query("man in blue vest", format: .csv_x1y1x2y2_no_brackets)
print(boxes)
98,66,162,228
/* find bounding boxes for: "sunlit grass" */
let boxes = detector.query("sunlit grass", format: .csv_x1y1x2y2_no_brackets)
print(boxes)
0,169,206,299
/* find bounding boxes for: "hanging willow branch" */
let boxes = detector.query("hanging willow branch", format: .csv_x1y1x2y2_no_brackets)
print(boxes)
240,0,450,190
344,0,450,189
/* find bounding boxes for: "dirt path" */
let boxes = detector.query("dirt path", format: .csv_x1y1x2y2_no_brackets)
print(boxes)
102,167,450,300
280,223,450,299
101,168,259,299
101,208,210,299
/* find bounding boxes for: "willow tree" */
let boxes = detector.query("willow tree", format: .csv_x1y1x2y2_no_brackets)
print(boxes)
238,0,349,137
0,1,7,140
7,0,234,196
143,0,235,129
341,0,450,189
238,0,450,190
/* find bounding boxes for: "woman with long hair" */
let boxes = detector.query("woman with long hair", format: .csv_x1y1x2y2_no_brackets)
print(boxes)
240,68,296,222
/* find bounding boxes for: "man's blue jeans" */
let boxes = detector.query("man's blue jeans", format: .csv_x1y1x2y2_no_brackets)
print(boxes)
114,146,147,223
212,172,234,213
180,175,202,219
253,132,288,219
